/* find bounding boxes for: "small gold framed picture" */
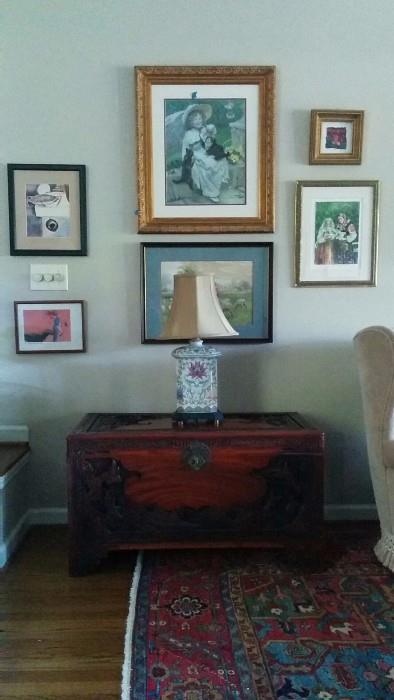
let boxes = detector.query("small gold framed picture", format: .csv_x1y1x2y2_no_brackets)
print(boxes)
309,110,364,165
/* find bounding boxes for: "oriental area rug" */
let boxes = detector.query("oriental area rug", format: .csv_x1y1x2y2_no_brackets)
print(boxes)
121,540,394,700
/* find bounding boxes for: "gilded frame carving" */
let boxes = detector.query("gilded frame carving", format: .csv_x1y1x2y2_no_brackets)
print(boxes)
135,65,275,233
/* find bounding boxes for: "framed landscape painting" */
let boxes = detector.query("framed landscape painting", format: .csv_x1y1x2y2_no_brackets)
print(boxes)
141,242,273,342
14,301,86,353
295,181,379,286
309,110,364,165
135,65,275,232
8,164,87,255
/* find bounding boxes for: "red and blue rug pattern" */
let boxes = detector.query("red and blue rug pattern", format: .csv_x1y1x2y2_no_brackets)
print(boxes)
127,542,394,699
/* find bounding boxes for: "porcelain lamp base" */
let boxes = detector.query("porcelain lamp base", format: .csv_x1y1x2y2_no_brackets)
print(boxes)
172,339,223,423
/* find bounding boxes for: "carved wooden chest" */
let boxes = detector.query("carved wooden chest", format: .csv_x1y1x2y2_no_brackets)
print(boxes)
67,413,325,575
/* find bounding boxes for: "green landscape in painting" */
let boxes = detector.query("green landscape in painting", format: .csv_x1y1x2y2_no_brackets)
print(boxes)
160,261,253,328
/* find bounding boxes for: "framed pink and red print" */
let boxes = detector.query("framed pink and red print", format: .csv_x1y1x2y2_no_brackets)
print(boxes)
14,301,86,353
309,110,364,165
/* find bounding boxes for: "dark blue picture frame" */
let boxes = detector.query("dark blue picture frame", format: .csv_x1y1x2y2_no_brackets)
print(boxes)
141,242,273,343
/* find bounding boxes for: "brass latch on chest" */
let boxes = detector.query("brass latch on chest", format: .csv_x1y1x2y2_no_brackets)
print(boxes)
182,441,211,471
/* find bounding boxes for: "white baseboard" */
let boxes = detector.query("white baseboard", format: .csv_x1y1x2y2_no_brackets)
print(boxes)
0,425,29,442
324,504,378,521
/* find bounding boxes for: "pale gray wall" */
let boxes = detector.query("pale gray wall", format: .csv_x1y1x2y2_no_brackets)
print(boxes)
1,0,393,511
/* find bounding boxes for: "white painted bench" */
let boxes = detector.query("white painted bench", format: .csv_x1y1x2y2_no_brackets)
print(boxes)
0,426,30,567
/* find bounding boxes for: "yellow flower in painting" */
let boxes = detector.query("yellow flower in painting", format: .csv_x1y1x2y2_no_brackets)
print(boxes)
225,147,244,164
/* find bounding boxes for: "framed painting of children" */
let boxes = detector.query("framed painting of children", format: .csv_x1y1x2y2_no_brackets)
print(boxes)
294,180,379,286
135,66,275,233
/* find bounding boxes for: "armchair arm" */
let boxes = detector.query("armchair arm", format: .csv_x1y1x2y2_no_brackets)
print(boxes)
383,440,394,469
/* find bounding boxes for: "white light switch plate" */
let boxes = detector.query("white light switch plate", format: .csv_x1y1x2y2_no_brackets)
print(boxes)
30,264,69,291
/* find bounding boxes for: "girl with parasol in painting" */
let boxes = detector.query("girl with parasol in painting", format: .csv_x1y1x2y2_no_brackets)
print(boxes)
166,102,229,203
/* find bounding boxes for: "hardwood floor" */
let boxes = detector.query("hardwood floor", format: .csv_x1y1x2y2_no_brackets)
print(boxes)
0,526,135,699
0,522,379,699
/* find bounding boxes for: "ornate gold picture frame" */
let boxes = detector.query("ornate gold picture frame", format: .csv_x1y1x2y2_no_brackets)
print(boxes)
135,65,275,233
309,110,364,165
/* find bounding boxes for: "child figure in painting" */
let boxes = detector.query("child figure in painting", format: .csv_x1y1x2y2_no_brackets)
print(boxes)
191,123,229,202
315,217,338,265
315,214,358,265
335,212,358,264
200,124,228,161
51,313,63,341
172,104,229,203
173,104,212,189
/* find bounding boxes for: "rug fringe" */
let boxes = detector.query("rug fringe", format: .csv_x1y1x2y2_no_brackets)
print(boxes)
121,551,144,700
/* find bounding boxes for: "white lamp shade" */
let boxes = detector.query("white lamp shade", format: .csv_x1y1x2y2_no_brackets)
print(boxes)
160,274,239,340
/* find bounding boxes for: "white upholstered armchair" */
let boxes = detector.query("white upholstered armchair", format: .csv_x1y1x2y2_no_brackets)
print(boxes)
354,326,394,571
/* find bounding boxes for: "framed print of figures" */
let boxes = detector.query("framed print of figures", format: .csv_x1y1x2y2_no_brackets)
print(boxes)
135,65,275,233
14,301,86,353
141,242,273,342
309,110,364,164
294,181,379,287
8,164,87,255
